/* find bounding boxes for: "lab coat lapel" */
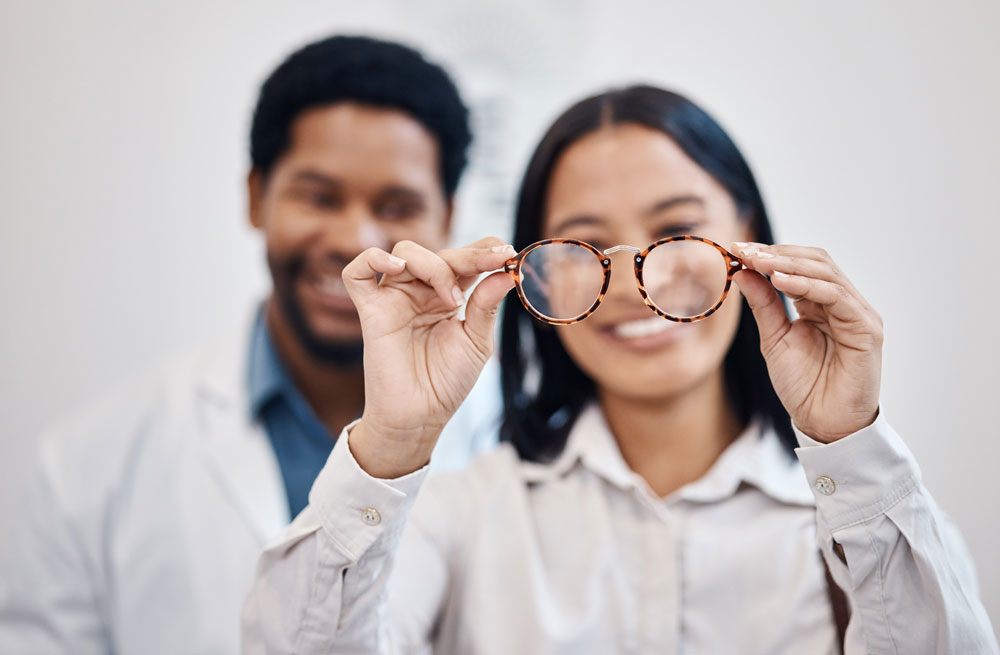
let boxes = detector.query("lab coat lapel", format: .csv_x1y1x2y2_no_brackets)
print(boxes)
195,311,290,545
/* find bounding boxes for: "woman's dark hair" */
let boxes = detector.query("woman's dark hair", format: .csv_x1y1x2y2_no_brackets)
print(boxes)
499,85,795,462
250,35,471,196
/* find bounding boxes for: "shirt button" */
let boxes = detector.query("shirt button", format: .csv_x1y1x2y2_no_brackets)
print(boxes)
815,476,837,496
361,507,382,526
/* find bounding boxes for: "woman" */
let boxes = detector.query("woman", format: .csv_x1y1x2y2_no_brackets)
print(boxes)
243,87,996,654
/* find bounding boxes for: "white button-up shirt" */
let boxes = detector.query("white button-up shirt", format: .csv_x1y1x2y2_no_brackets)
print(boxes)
242,407,998,654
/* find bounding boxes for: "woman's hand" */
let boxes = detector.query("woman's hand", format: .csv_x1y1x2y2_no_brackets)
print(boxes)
732,242,883,443
342,237,516,478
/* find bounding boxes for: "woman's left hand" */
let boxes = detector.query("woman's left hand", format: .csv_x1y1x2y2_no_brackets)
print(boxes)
732,242,883,443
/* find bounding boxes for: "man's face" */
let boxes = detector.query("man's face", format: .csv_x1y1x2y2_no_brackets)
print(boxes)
249,102,451,365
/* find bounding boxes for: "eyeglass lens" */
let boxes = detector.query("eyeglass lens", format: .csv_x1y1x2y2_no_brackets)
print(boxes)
642,240,729,319
520,242,605,321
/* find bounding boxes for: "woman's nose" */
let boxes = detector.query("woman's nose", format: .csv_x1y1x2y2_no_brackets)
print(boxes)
603,249,644,302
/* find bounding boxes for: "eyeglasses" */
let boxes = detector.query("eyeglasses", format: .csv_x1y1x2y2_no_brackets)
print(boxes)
503,236,744,325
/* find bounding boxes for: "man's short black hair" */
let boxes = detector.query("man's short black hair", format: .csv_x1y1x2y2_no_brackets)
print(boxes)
250,35,472,197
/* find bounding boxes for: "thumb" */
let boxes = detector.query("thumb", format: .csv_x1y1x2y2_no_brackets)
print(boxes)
734,269,791,354
463,271,516,355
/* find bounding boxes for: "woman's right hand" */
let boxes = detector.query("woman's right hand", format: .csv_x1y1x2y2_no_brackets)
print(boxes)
342,237,516,479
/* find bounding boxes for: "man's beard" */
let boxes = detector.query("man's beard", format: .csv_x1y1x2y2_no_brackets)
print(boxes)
268,251,364,367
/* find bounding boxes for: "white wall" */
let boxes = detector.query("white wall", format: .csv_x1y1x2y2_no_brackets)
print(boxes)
2,0,998,626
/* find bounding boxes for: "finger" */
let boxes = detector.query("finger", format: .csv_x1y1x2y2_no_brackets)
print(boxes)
733,243,838,281
791,299,839,339
446,242,517,291
741,252,846,285
733,242,870,307
438,243,516,279
342,247,407,304
769,271,866,324
788,297,825,319
461,236,509,250
733,242,835,264
390,240,465,307
463,270,516,355
733,269,792,353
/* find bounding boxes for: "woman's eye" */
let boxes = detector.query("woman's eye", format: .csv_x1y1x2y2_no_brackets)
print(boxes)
561,237,609,251
655,223,697,238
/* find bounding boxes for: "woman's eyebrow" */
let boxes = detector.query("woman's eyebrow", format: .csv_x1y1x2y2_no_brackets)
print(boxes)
548,214,605,234
549,196,705,233
643,195,705,217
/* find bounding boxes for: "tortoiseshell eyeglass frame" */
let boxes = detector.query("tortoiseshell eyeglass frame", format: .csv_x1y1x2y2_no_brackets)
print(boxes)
503,236,745,325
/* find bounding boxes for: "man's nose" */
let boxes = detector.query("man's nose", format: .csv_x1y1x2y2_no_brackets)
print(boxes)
320,204,390,257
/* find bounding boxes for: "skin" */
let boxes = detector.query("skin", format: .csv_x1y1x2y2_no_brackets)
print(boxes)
248,102,452,435
346,125,883,491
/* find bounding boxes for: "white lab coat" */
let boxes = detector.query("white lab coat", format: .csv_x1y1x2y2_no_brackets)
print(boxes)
0,309,500,654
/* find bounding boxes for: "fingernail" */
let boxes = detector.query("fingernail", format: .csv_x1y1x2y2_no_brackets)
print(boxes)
452,286,465,306
388,255,406,267
492,244,516,254
735,243,758,257
772,270,790,278
756,251,775,259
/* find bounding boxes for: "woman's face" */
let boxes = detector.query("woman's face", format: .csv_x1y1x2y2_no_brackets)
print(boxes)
542,123,752,402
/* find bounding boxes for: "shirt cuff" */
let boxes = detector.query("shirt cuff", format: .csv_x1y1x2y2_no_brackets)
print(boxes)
793,413,922,530
308,419,429,562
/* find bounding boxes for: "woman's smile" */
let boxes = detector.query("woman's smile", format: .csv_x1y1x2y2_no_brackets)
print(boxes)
593,313,694,351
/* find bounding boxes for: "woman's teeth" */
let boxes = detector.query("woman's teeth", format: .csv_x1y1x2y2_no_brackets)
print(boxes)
613,315,678,339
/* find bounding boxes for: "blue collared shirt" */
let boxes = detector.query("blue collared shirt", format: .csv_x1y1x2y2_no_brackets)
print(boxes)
248,311,341,520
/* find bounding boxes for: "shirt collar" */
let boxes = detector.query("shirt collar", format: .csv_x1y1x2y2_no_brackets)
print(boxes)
247,307,293,418
521,404,814,507
675,417,814,506
520,406,636,490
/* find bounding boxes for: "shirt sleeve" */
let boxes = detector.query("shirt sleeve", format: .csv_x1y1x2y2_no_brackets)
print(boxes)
241,422,447,654
794,414,999,654
0,437,110,654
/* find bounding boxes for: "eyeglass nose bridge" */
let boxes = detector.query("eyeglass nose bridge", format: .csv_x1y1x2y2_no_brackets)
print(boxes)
601,245,641,256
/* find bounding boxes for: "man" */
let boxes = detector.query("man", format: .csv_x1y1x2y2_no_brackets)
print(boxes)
0,35,497,653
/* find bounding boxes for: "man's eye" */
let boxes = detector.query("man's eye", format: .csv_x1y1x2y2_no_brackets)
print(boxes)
377,202,422,221
307,192,339,209
291,188,341,209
